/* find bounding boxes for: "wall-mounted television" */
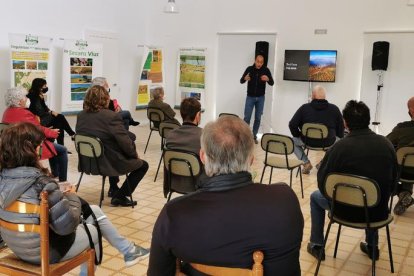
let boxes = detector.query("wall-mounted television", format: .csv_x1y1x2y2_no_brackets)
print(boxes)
283,50,337,82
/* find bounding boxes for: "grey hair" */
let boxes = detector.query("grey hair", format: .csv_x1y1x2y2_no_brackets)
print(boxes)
312,85,326,99
201,116,254,177
5,87,27,107
91,77,107,87
151,87,164,100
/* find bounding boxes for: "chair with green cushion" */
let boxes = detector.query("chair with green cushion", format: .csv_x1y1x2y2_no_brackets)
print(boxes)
260,133,304,198
314,173,394,276
163,149,202,202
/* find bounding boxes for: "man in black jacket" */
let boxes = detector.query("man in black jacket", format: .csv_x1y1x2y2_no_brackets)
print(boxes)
240,55,274,144
289,85,344,174
307,100,398,261
387,96,414,215
148,116,304,276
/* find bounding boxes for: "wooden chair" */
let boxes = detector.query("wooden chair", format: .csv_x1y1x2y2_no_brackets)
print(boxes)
314,173,394,276
0,191,95,276
154,121,181,182
144,107,165,154
260,133,304,198
164,149,202,202
175,250,264,276
74,134,134,208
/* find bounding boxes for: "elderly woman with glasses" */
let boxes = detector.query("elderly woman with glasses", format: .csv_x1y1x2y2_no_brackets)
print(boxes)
1,87,68,183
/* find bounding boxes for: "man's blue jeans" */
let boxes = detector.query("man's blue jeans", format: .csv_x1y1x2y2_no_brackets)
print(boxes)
310,190,378,247
243,95,265,139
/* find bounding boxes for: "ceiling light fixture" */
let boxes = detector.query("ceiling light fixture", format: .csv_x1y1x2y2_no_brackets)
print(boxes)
164,0,179,13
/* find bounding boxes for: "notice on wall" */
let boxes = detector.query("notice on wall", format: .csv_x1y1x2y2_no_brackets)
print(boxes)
9,33,52,91
176,48,206,107
61,40,103,112
136,47,165,108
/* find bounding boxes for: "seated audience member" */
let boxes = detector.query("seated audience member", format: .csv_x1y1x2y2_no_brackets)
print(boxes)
148,87,180,126
308,100,398,261
163,97,203,197
27,78,75,146
387,96,414,215
76,85,149,207
2,87,69,183
289,85,344,174
148,116,304,276
0,123,149,275
91,77,140,130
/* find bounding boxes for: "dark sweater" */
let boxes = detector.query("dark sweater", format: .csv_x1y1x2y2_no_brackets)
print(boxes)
289,99,344,147
240,65,274,97
387,120,414,178
148,172,304,276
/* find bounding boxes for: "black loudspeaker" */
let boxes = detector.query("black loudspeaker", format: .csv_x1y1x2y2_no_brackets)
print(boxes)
371,41,390,71
255,41,269,67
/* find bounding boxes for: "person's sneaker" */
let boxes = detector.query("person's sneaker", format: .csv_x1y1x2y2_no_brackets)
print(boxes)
393,191,414,215
307,243,325,260
67,151,73,155
302,161,313,174
130,120,140,126
111,196,137,207
124,244,150,267
360,242,379,260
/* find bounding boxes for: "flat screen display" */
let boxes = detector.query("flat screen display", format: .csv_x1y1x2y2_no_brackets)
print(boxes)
283,50,337,82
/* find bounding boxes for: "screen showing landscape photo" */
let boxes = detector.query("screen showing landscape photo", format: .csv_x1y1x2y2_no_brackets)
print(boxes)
308,50,337,82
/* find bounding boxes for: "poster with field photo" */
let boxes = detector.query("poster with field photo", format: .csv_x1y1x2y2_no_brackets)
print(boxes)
176,48,206,108
62,40,102,112
9,33,52,91
136,47,165,108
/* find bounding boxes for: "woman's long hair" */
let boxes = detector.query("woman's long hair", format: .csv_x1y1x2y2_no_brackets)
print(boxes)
28,78,46,96
83,85,110,112
0,122,49,175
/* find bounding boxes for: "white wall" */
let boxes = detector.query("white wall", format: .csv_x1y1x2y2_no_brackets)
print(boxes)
146,0,414,134
0,0,148,114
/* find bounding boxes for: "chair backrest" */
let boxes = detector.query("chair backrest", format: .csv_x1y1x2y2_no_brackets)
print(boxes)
176,251,264,276
324,173,380,208
396,146,414,169
218,113,239,118
164,149,202,177
74,134,104,175
147,107,165,130
159,121,181,139
302,123,329,140
261,133,294,155
0,191,49,275
0,123,10,135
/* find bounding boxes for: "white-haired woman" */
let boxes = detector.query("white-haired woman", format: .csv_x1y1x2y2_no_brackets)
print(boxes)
2,87,68,183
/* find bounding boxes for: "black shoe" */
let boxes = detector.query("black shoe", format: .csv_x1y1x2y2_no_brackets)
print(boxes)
130,120,140,126
108,187,120,198
111,196,137,207
307,243,325,260
67,151,73,155
360,242,379,260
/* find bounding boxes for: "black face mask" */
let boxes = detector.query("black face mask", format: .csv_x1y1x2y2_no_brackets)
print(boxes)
42,87,49,93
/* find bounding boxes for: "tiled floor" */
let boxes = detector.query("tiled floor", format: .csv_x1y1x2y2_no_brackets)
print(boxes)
2,123,414,275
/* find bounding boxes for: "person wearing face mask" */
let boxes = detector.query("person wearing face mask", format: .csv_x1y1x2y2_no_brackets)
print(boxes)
28,78,75,146
162,97,204,197
240,54,274,144
2,87,69,184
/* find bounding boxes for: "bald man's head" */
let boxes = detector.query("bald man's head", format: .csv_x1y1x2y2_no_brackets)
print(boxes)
311,85,326,100
408,97,414,119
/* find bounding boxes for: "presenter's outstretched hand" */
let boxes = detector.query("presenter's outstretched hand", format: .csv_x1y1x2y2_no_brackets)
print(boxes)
260,75,269,82
244,73,251,81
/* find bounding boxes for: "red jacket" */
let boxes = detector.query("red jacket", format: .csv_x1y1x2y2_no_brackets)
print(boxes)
2,107,57,160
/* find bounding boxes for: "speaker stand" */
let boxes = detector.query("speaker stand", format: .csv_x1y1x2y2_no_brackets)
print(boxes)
372,71,384,134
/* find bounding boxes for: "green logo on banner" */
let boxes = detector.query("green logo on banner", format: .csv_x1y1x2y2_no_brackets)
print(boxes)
75,40,88,50
25,35,38,45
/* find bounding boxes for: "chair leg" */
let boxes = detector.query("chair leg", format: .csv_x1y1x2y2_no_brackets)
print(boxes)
144,130,153,154
154,153,163,182
167,192,173,202
289,169,293,188
269,167,274,185
372,247,376,276
386,225,394,273
315,221,333,276
333,224,342,258
76,172,84,192
125,173,134,209
88,249,95,276
99,176,106,208
299,167,304,198
260,166,267,184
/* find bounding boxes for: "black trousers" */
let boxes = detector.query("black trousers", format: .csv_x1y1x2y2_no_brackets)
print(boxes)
108,161,149,198
49,114,75,145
